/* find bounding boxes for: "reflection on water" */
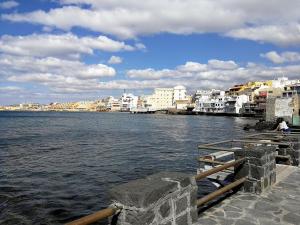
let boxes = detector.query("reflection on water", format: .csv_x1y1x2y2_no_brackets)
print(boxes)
0,112,253,224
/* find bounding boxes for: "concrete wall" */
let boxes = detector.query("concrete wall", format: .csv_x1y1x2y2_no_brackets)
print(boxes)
266,97,293,123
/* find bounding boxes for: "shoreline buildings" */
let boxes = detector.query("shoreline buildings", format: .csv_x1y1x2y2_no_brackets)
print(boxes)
1,77,300,125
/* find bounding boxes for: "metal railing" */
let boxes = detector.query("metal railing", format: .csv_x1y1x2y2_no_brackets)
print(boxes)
195,158,245,180
195,157,246,207
65,207,121,225
197,177,247,207
198,139,291,152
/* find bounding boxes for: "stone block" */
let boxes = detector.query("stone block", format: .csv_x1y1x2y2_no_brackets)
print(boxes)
278,148,287,156
250,165,265,180
161,221,172,225
189,187,197,206
243,180,256,193
110,172,194,208
267,162,276,172
264,177,270,188
110,172,197,225
190,208,198,224
255,180,265,194
271,162,277,171
148,172,195,188
247,157,267,166
269,153,275,161
159,201,171,218
175,196,188,214
270,171,276,184
234,163,250,179
110,177,177,208
243,178,267,194
125,210,155,225
175,213,188,225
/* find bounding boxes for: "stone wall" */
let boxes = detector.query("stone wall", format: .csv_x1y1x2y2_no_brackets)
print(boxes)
280,136,300,166
109,172,198,225
234,145,276,194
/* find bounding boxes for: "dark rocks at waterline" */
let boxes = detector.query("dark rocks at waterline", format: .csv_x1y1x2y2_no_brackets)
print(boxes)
243,120,277,131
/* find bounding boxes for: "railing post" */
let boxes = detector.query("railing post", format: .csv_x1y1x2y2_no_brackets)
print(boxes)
109,172,198,225
234,145,277,194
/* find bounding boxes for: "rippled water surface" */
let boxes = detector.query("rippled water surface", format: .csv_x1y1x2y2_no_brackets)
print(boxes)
0,112,252,224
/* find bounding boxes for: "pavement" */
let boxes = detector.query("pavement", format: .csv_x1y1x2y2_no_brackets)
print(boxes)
196,165,300,225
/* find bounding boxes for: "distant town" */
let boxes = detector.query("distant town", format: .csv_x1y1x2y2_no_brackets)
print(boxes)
1,77,300,125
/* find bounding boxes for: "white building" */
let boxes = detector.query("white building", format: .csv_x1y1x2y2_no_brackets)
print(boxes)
105,96,121,111
272,76,300,88
173,85,187,102
120,93,138,111
146,86,188,110
224,95,249,114
193,90,226,113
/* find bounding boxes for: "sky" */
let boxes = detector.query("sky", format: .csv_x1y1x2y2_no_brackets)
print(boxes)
0,0,300,105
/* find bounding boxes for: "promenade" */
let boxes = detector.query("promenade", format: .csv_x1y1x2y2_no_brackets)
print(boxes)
197,165,300,225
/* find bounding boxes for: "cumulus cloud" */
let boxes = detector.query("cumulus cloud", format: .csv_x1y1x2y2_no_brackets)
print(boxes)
127,60,239,80
0,86,23,92
226,24,300,46
126,59,300,89
0,33,137,59
127,68,170,79
261,51,300,64
208,60,238,70
0,1,18,9
0,55,116,80
108,55,122,64
2,0,300,45
177,61,207,72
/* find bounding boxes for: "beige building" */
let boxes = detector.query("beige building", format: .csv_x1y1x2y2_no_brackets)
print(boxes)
145,86,188,110
146,88,174,110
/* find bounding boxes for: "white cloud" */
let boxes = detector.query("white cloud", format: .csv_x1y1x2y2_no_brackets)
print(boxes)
2,1,300,45
226,24,300,46
127,68,178,79
0,55,116,80
42,26,53,32
208,60,238,70
135,43,146,50
261,51,300,64
177,61,207,72
108,55,122,64
0,33,137,59
0,86,23,92
0,1,19,9
126,59,300,88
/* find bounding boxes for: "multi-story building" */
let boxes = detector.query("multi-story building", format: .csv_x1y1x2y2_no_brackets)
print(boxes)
145,86,188,110
120,93,138,111
193,89,226,113
146,88,174,110
104,96,121,111
173,85,187,102
224,95,249,114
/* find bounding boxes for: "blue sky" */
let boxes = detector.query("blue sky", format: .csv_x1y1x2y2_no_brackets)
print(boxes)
0,0,300,105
